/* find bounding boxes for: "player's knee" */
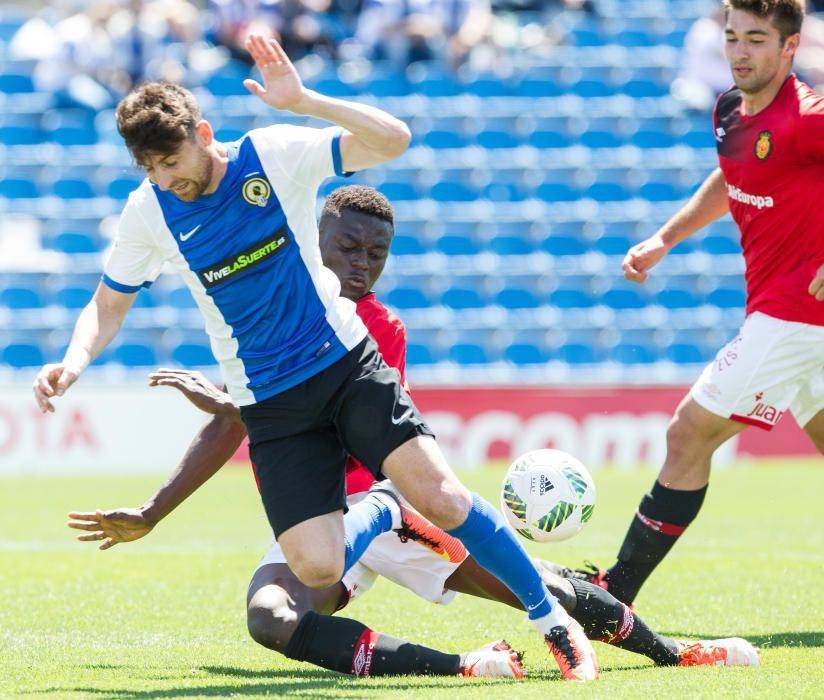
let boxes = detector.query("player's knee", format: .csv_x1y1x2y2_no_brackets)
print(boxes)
665,413,705,462
246,600,301,652
415,485,471,530
289,556,344,590
534,560,576,612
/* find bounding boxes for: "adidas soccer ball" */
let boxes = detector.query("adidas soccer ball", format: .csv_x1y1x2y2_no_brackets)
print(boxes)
500,449,596,543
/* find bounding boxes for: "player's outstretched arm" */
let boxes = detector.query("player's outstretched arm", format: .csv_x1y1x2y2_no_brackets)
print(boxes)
623,168,729,283
242,33,410,172
33,282,136,413
67,410,247,550
148,368,242,422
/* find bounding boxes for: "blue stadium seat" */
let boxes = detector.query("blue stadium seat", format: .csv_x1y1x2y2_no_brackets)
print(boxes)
558,343,599,364
114,343,158,367
406,343,436,365
541,236,588,256
550,288,595,308
638,182,683,201
579,131,626,149
464,76,513,97
665,342,705,364
610,342,657,364
570,28,604,47
0,73,34,93
527,129,574,149
535,182,579,203
49,125,98,146
379,182,420,201
52,179,96,199
701,235,741,254
364,78,410,97
0,286,43,309
505,343,548,365
206,71,249,96
390,234,428,255
52,232,100,254
495,287,540,309
570,80,616,98
656,288,700,309
108,176,143,200
441,287,486,310
631,130,678,148
448,342,489,365
515,69,564,97
0,125,42,144
615,30,657,47
583,182,632,201
682,129,716,149
55,286,93,309
386,286,431,309
622,79,668,97
2,343,45,367
429,181,478,202
489,236,534,255
476,130,521,149
708,287,746,308
593,234,632,255
423,130,469,149
435,234,482,256
172,342,214,366
603,287,649,309
0,178,39,198
481,182,524,202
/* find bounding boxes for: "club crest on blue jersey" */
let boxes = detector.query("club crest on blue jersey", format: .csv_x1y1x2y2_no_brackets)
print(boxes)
242,177,271,207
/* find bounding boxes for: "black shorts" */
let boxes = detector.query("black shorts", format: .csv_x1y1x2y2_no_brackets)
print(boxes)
240,335,433,538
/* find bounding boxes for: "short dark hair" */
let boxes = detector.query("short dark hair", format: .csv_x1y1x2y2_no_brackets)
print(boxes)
116,82,201,165
319,185,395,231
724,0,805,41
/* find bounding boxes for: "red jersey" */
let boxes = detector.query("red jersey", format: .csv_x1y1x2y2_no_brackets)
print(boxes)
714,75,824,325
345,292,410,494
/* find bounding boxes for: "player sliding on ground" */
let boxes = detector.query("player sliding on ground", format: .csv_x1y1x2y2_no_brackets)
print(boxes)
69,187,760,677
568,0,824,608
35,36,599,680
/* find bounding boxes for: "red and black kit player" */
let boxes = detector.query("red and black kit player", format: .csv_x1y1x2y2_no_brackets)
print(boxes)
68,186,759,676
578,0,824,607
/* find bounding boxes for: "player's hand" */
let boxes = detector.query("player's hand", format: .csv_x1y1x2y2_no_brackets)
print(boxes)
32,363,80,413
808,263,824,301
243,34,305,111
622,236,670,284
67,508,154,550
148,368,239,418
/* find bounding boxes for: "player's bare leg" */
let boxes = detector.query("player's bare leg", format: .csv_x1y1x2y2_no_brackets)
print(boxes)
276,511,347,589
801,408,824,454
382,435,598,681
595,395,746,604
247,563,524,677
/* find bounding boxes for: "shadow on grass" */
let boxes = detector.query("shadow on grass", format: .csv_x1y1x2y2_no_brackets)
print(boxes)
664,631,824,648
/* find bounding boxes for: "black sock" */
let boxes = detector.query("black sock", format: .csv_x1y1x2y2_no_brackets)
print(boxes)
606,480,707,603
569,579,680,666
284,611,462,676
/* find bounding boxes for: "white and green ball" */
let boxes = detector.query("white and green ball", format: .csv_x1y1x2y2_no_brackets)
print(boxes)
500,449,596,543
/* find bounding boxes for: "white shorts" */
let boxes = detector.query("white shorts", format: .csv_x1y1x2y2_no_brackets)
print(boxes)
691,312,824,430
253,493,468,606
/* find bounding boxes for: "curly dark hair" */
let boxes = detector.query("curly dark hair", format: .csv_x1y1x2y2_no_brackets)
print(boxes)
724,0,805,41
115,82,202,165
319,185,395,231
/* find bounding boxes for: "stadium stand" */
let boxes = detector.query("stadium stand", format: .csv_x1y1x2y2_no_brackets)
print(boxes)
0,0,746,382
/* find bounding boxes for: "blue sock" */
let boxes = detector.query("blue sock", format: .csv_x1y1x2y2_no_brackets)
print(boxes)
342,493,394,576
447,493,554,620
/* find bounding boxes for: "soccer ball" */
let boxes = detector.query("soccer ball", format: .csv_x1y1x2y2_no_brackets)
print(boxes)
500,449,596,543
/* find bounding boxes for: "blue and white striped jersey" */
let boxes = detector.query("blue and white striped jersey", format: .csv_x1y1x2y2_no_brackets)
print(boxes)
103,124,367,406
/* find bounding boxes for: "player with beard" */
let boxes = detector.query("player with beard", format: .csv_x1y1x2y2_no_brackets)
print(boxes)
569,0,824,607
69,186,760,676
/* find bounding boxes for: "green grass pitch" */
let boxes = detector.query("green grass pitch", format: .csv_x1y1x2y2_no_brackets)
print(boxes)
1,460,822,699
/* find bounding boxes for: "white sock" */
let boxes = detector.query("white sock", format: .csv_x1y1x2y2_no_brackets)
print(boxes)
368,491,402,530
530,601,571,636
